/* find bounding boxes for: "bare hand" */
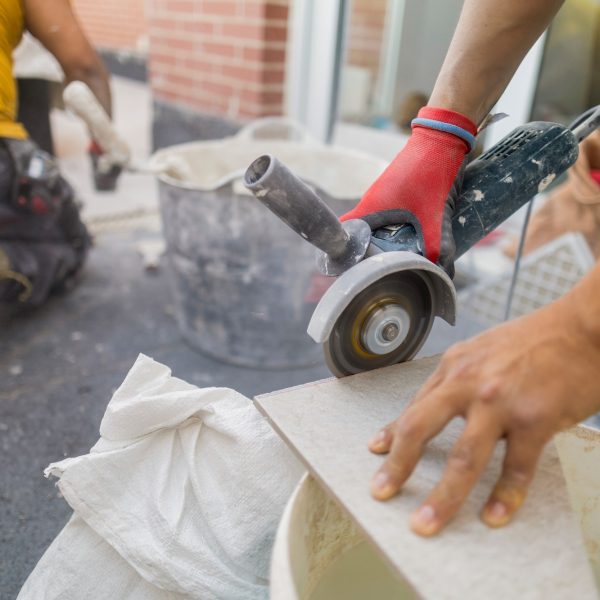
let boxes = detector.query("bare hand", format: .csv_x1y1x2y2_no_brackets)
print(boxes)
368,289,600,536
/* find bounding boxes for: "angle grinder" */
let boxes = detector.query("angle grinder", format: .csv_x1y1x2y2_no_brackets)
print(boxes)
244,107,600,377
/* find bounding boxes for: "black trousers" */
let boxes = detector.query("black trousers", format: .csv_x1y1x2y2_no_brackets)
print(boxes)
17,78,54,156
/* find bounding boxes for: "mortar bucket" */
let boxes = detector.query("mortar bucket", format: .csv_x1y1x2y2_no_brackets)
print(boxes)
151,118,387,369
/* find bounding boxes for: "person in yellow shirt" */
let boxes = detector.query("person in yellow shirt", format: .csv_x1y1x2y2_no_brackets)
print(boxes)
0,0,113,306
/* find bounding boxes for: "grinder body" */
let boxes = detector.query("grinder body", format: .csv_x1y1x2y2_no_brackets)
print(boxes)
245,112,598,377
369,122,579,257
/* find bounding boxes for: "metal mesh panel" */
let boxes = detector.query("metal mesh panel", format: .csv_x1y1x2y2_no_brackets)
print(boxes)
459,233,595,327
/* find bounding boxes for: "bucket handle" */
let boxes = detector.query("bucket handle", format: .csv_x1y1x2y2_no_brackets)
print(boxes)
235,117,317,144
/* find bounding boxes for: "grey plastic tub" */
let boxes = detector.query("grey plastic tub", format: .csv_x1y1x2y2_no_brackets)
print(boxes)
151,119,386,369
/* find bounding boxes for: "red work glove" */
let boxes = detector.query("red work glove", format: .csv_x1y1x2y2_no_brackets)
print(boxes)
341,107,477,276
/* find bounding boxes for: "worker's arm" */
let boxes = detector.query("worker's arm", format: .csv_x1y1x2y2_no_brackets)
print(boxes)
342,0,565,274
23,0,112,117
363,0,600,536
430,0,565,124
370,264,600,536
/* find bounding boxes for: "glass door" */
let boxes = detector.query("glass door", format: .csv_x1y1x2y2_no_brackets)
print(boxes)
287,0,548,157
333,0,464,160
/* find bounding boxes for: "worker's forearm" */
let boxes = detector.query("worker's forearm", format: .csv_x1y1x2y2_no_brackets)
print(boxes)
23,0,113,118
429,0,565,124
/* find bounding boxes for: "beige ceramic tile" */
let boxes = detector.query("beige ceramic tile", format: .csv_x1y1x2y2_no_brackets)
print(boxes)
256,356,597,600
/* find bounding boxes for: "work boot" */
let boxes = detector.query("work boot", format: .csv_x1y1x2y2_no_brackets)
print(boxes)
504,130,600,260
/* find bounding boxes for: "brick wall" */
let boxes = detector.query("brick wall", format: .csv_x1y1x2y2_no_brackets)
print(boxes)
148,0,289,121
346,0,387,78
72,0,148,53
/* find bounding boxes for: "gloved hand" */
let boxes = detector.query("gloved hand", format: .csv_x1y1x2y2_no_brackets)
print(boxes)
341,107,477,276
89,139,122,192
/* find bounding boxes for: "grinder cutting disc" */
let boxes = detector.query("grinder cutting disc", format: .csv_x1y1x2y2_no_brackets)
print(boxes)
322,272,434,378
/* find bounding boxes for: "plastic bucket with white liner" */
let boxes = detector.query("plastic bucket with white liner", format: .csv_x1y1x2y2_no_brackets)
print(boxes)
270,427,600,598
270,474,416,600
150,119,387,368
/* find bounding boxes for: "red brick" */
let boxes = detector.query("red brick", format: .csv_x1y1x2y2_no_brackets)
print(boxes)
202,80,236,97
221,64,263,84
263,68,285,84
201,42,236,58
265,4,288,21
261,90,284,105
73,0,147,50
243,3,267,19
239,88,263,105
149,51,178,66
164,37,194,51
181,20,214,35
202,1,238,16
143,0,291,121
264,25,287,43
181,57,219,74
242,46,265,62
221,22,265,40
164,0,195,13
240,88,283,105
263,47,286,63
164,73,196,88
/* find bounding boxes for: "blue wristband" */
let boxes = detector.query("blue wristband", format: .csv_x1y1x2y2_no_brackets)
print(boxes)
411,117,477,152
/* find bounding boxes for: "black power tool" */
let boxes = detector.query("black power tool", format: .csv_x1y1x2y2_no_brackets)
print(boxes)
245,107,600,377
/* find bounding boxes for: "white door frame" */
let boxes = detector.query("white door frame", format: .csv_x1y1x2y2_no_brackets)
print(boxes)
285,0,346,142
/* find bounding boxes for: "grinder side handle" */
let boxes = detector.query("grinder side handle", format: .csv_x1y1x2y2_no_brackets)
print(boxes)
244,155,371,275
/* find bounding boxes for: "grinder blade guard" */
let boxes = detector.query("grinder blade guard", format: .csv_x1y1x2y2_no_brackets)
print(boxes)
244,107,600,377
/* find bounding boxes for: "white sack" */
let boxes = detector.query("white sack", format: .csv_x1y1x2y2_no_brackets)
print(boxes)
18,354,304,600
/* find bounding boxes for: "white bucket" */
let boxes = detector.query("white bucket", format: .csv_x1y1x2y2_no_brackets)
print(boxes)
270,474,417,600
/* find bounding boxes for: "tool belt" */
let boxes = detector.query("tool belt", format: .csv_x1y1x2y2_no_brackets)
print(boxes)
0,138,91,306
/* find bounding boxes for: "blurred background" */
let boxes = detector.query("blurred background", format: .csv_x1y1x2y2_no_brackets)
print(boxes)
62,0,600,155
3,0,600,597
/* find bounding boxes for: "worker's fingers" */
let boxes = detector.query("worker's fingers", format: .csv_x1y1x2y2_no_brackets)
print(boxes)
410,412,501,536
481,432,545,528
370,385,463,500
367,364,451,455
410,361,447,404
367,426,394,454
